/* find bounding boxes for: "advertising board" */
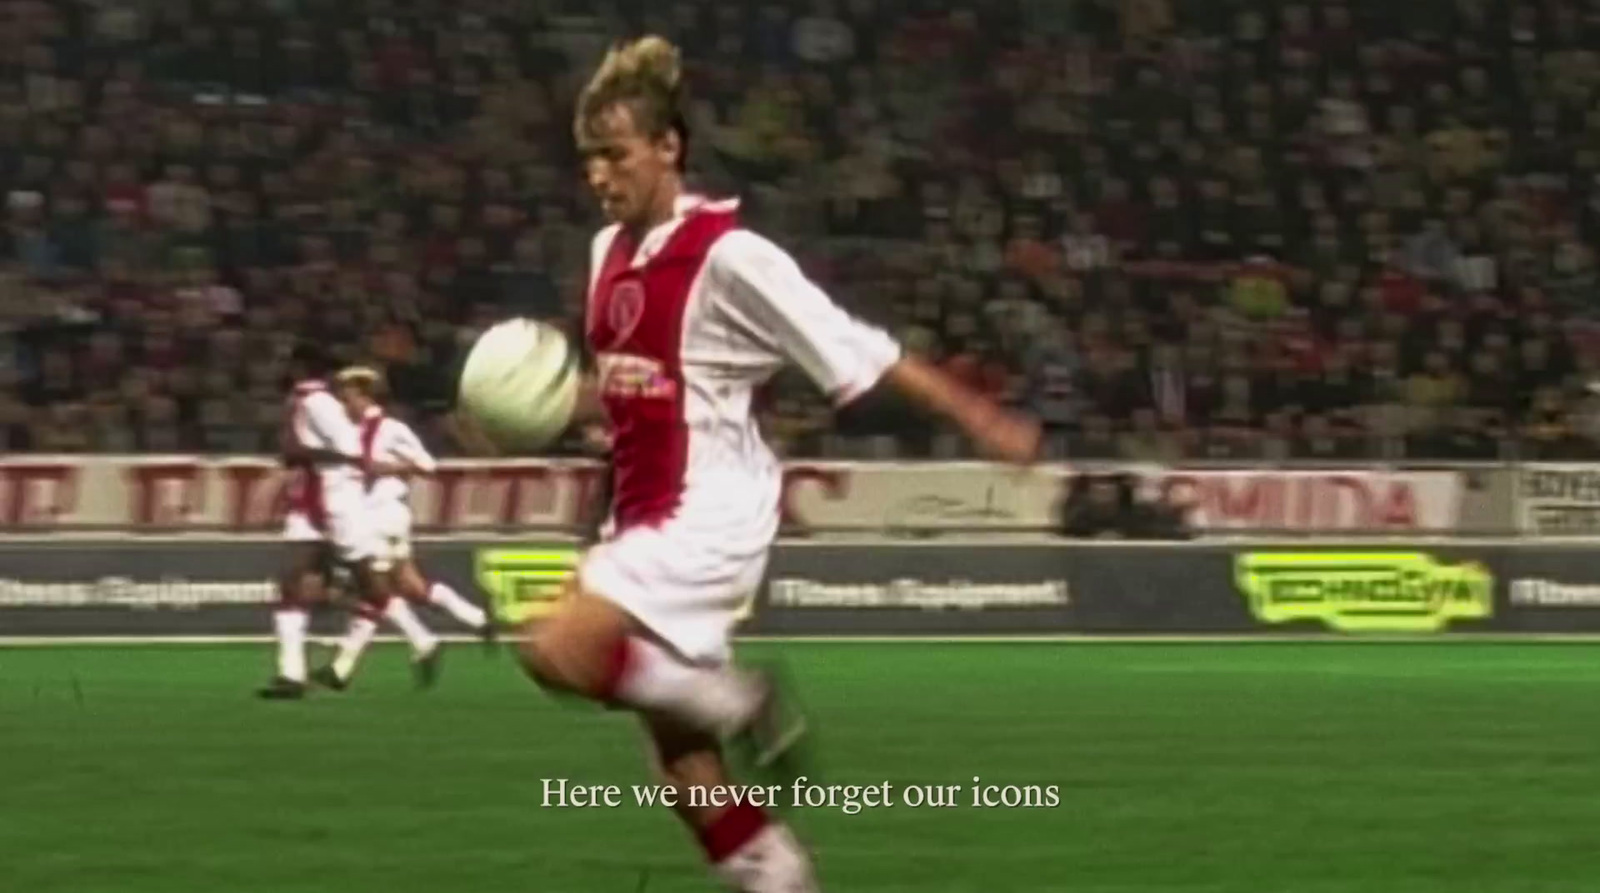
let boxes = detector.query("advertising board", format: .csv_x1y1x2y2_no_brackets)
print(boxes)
1233,552,1494,634
0,457,1468,535
1497,546,1600,631
1516,464,1600,535
9,539,1600,640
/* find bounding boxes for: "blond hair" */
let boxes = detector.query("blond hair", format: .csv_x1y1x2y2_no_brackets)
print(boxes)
335,364,387,400
575,35,688,168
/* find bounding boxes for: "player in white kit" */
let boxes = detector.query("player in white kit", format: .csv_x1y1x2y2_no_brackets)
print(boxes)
509,37,1040,892
259,344,425,699
312,367,496,691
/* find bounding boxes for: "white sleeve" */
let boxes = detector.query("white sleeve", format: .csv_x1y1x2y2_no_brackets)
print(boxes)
709,229,902,406
389,422,437,472
304,392,361,458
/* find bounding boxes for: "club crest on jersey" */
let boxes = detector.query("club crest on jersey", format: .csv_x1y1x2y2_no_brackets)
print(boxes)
596,352,676,400
606,279,646,348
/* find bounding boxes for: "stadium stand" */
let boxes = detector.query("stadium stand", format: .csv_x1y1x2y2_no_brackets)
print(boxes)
2,0,1599,460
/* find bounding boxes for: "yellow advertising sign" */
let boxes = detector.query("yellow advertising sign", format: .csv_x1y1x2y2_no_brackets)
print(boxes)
1234,552,1493,634
474,547,581,625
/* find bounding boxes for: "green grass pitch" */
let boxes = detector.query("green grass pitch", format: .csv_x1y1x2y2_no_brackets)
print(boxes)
4,641,1600,892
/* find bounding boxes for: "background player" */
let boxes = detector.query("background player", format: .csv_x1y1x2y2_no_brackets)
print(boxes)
261,345,428,699
313,367,495,691
261,344,381,698
509,36,1041,892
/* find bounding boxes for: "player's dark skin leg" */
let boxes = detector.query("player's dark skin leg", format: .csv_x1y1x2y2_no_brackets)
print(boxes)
340,547,406,615
349,560,385,606
258,543,332,698
394,561,428,601
309,560,398,693
280,543,328,607
644,714,740,839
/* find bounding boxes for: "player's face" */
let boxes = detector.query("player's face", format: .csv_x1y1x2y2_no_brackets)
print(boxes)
579,103,680,227
335,383,365,419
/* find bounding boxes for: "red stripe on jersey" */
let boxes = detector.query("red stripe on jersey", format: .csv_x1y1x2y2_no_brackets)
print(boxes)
359,412,382,489
587,204,739,531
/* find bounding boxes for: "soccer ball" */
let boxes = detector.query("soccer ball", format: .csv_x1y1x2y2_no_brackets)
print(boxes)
457,318,581,451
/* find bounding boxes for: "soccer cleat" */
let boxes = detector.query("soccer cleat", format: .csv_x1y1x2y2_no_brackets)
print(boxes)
255,676,307,700
413,646,442,689
732,668,810,785
310,666,349,692
713,825,822,893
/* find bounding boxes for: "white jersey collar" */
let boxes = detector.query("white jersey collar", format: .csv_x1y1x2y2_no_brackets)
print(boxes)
632,193,740,266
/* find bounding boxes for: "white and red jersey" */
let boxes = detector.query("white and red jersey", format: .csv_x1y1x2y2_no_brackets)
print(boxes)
282,379,364,528
357,405,435,510
586,195,901,543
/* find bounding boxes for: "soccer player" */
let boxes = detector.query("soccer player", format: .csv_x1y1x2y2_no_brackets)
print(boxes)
511,36,1040,892
312,367,495,692
259,345,433,700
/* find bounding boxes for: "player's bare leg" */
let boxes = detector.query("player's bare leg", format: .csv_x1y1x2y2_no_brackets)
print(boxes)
314,593,384,692
515,589,805,771
258,543,330,699
645,715,819,892
362,562,443,687
395,559,496,646
316,562,442,690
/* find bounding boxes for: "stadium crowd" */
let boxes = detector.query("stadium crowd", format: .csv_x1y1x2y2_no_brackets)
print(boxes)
2,0,1600,461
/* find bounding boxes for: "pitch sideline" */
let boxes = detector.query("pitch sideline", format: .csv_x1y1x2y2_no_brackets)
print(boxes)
5,633,1600,646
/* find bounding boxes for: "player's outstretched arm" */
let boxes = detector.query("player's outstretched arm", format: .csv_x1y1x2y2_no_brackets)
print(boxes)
571,374,606,425
284,447,363,466
880,357,1041,465
445,410,501,456
382,423,437,478
369,459,416,477
711,229,1041,465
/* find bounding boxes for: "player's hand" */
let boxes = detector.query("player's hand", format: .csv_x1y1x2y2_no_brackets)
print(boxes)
447,410,501,456
280,445,315,468
969,407,1042,465
580,422,614,453
883,358,1041,465
573,374,605,423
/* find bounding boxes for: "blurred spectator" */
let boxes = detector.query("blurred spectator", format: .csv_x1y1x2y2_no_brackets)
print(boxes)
1059,473,1127,539
1058,472,1191,540
1118,408,1183,462
1,0,1598,461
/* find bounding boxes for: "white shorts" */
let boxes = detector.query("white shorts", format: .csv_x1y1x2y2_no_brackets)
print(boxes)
369,502,414,572
282,502,380,564
578,521,768,666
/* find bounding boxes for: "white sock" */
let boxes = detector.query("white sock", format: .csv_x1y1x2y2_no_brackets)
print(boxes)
611,637,761,737
273,608,309,682
385,597,438,658
713,824,819,893
332,615,380,680
427,581,488,629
